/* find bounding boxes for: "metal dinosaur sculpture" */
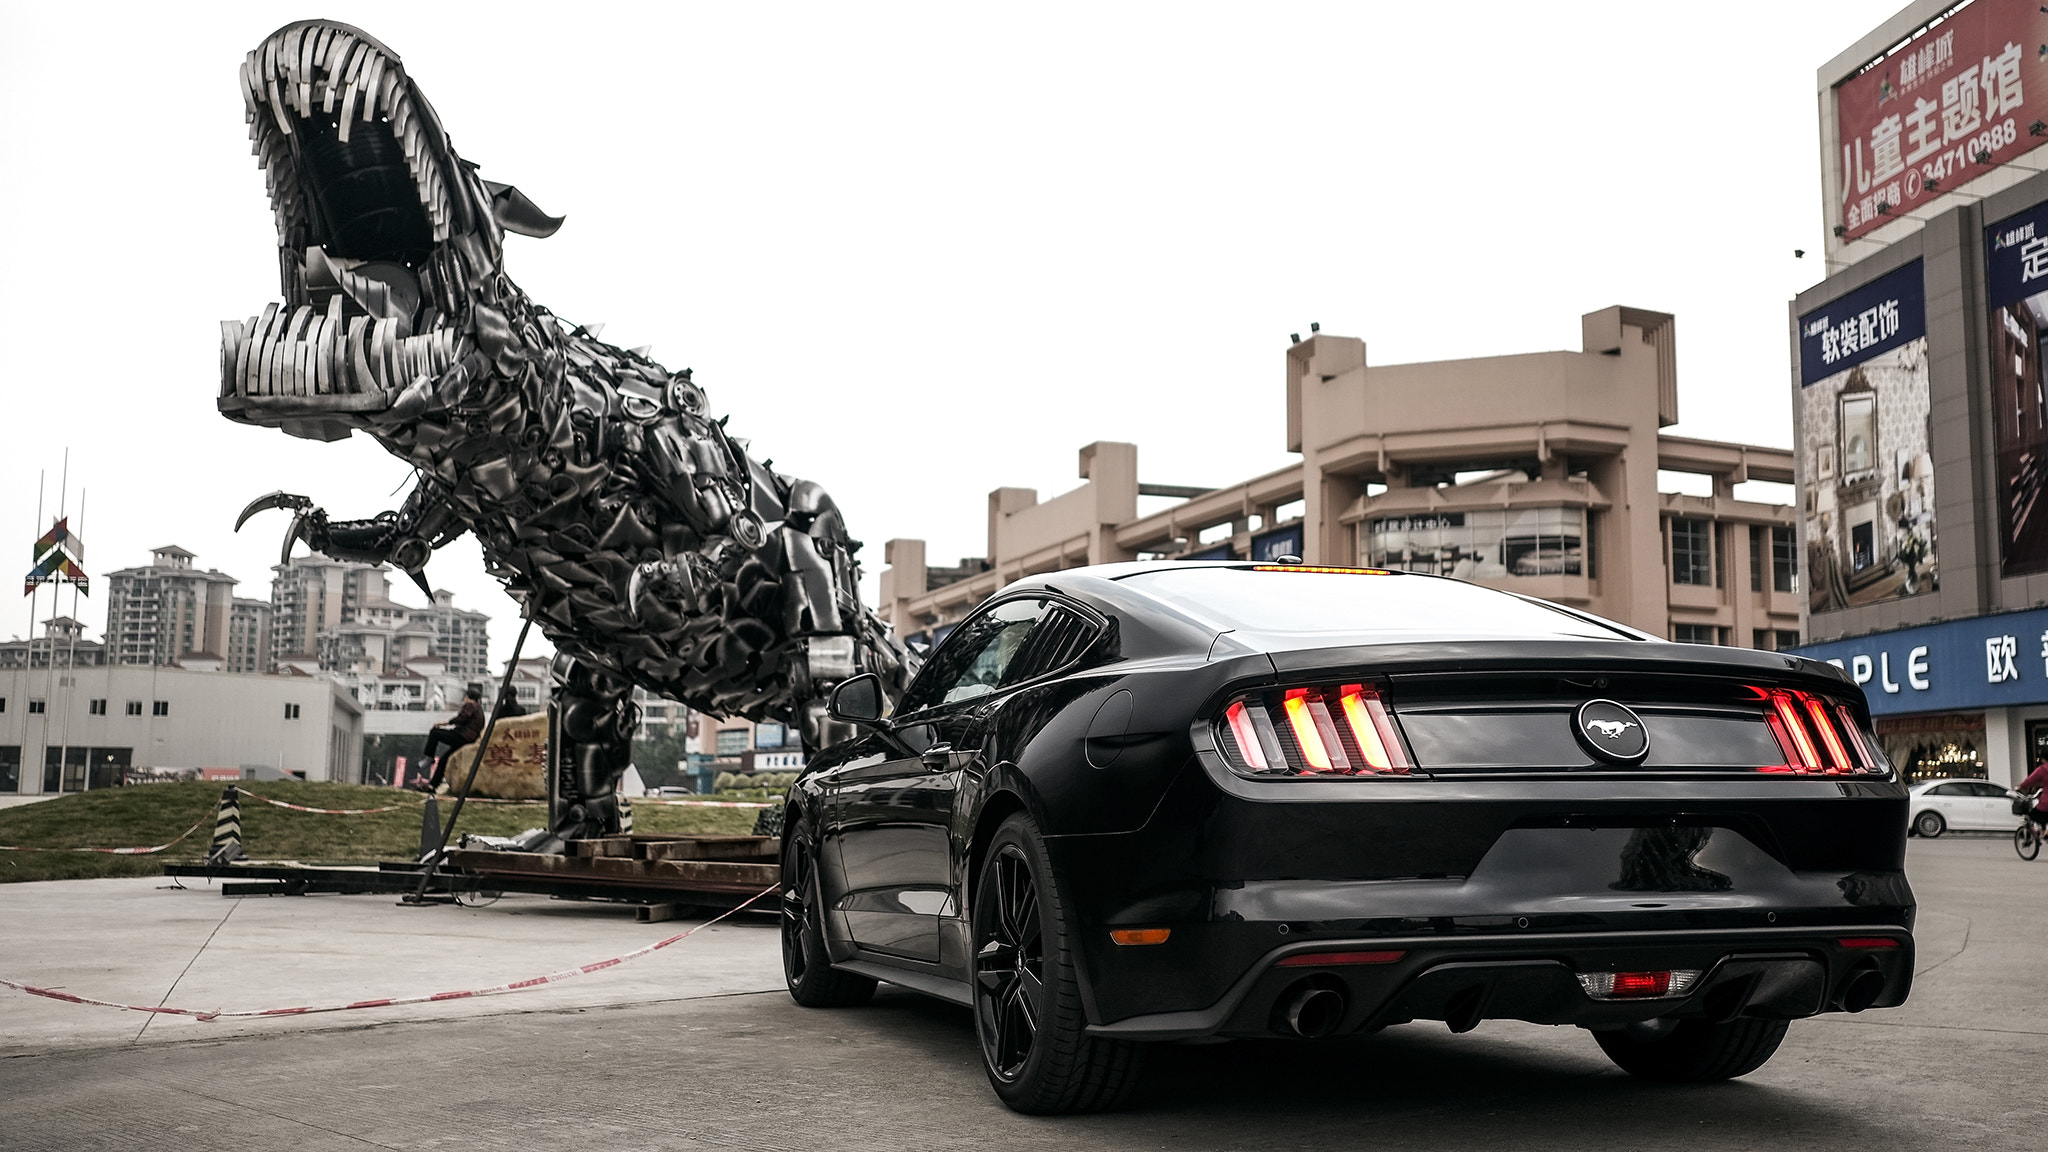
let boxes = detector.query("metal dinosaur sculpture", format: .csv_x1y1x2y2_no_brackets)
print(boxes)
219,20,912,844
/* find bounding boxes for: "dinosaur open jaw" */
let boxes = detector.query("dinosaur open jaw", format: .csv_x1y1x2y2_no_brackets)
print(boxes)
242,22,466,259
222,21,467,440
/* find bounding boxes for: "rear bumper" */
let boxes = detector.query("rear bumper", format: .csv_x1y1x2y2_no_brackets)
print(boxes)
1083,924,1913,1040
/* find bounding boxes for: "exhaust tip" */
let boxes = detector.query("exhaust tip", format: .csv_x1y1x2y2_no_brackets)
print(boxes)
1840,966,1886,1013
1276,981,1348,1039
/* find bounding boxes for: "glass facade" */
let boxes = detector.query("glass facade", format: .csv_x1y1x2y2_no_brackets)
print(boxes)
1362,508,1585,578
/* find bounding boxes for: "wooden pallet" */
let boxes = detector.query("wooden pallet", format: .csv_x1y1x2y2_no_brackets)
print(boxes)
447,834,780,896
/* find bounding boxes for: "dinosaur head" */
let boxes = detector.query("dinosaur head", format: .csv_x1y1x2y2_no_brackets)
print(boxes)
219,21,562,443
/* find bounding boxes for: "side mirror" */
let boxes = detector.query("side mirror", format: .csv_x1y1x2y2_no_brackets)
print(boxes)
827,673,886,726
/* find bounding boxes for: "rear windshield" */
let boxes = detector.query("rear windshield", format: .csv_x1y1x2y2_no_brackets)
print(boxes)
1117,566,1636,641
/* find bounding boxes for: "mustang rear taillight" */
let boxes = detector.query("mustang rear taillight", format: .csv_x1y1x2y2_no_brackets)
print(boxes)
1218,684,1411,776
1576,969,1701,1000
1755,688,1884,775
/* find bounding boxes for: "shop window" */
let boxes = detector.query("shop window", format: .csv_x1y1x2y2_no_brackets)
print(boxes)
1364,508,1585,578
1671,518,1713,586
1673,623,1720,645
1876,714,1985,782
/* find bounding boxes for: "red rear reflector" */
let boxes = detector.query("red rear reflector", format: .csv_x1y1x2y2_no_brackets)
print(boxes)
1837,936,1901,950
1609,971,1671,998
1577,969,1701,999
1110,929,1171,946
1275,950,1406,968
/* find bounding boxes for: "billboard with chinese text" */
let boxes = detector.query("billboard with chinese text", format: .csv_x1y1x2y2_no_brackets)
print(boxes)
1984,198,2048,576
1797,261,1937,614
1835,0,2048,242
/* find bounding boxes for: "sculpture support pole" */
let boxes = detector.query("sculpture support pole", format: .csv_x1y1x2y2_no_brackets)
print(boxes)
406,614,534,904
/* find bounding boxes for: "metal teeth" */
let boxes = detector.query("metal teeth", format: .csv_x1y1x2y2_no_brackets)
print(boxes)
245,26,455,248
219,299,450,401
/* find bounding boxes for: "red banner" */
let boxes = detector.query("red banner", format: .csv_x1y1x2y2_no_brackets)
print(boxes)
1836,0,2048,241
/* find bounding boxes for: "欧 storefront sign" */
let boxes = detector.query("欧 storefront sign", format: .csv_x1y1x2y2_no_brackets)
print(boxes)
1834,0,2048,242
1791,606,2048,715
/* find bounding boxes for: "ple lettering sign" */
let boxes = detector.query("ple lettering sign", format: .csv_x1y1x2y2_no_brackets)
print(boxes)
1796,261,1925,387
1835,0,2048,242
1791,606,2048,715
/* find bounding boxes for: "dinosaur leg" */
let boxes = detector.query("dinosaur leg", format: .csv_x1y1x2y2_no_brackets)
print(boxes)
547,653,638,842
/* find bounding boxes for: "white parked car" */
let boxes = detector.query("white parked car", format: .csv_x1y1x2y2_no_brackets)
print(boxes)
1906,778,2024,838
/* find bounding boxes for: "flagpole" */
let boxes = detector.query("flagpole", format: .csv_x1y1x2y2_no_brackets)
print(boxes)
43,457,68,793
59,488,83,790
30,470,47,794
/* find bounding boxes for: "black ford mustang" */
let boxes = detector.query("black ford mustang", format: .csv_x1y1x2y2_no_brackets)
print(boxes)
780,562,1913,1113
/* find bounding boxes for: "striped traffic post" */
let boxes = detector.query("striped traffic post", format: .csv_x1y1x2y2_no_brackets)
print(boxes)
616,794,633,834
207,786,244,864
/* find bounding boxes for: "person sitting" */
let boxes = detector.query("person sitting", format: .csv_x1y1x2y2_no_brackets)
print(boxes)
415,687,485,792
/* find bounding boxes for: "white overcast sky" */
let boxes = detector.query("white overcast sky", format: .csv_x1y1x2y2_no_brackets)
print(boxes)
0,1,1908,668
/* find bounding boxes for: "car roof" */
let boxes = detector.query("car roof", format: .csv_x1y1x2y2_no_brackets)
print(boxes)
981,562,1851,685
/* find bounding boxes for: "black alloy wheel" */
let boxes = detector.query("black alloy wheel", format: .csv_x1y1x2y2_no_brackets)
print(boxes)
971,814,1144,1114
1913,811,1945,839
780,816,876,1008
1594,1016,1790,1081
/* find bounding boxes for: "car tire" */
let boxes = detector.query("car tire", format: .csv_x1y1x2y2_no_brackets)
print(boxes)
1913,810,1945,839
973,814,1146,1114
781,816,876,1008
1594,1017,1790,1082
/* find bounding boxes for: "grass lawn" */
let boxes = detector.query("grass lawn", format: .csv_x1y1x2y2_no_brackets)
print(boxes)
0,780,767,883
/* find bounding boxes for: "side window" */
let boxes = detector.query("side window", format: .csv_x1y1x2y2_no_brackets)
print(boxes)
997,606,1100,688
1926,783,1960,796
898,599,1050,714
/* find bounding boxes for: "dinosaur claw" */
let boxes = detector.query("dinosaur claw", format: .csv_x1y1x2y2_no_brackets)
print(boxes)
235,490,315,533
281,513,309,567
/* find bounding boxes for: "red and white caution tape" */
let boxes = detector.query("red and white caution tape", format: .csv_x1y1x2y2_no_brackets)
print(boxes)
235,790,427,815
0,805,218,855
0,884,777,1020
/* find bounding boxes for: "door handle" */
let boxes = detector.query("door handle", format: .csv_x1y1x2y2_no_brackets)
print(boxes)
921,743,954,771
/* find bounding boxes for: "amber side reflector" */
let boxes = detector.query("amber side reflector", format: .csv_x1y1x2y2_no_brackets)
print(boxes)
1110,929,1171,946
1838,936,1902,950
1274,950,1406,967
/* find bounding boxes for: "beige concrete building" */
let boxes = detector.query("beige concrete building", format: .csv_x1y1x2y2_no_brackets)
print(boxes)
268,555,388,671
103,546,243,668
882,308,1801,649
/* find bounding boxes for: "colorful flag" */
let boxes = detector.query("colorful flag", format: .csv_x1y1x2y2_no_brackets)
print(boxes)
24,516,86,596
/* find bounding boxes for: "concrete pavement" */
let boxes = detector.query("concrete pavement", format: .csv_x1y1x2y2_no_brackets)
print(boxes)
0,836,2040,1150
